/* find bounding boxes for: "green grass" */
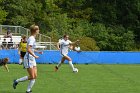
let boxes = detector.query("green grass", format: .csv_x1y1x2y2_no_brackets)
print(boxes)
1,64,140,93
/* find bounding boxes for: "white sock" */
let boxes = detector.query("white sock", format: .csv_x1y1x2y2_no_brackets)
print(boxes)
19,59,23,64
27,79,35,92
16,76,28,82
69,61,74,70
57,61,62,68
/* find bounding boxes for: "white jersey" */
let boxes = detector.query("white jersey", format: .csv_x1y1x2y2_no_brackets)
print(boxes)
24,36,36,68
59,39,72,56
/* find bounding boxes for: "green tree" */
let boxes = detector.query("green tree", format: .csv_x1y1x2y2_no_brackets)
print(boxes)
1,0,139,51
0,0,7,24
86,23,135,51
80,37,100,51
91,0,117,25
55,0,93,20
3,0,42,26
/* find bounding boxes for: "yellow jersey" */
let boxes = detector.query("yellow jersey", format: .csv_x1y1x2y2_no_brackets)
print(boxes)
20,42,27,52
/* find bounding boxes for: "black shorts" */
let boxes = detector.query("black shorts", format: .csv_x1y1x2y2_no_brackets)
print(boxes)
20,51,26,58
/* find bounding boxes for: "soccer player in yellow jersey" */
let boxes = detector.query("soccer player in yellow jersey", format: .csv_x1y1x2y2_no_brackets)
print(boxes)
18,36,27,65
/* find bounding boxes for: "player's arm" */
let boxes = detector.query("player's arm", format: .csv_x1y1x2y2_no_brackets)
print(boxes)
27,45,39,58
57,42,60,50
3,64,9,72
70,40,79,45
34,50,43,54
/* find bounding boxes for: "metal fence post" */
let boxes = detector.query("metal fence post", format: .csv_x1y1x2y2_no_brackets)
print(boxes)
50,37,51,50
15,26,17,34
0,25,2,34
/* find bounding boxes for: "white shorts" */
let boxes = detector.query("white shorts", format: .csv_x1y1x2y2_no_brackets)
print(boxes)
61,53,68,57
23,57,36,68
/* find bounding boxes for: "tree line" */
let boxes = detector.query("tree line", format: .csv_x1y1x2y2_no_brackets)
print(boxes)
0,0,140,51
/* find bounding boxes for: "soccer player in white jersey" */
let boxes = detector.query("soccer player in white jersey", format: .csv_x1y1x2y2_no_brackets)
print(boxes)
55,34,79,72
13,24,43,93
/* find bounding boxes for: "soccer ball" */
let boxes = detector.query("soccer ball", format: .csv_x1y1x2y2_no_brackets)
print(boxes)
74,47,80,51
73,68,78,73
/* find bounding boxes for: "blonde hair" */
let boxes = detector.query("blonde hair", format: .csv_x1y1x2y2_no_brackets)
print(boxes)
30,24,39,34
22,35,26,39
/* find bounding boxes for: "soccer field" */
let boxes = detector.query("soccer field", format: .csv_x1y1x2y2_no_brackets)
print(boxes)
0,64,140,93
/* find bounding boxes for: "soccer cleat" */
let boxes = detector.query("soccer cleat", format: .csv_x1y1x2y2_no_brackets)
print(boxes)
55,66,58,72
26,90,32,93
13,80,18,89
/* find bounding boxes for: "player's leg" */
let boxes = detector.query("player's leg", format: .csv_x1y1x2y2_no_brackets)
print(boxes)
19,58,22,65
55,57,65,70
64,55,75,71
55,54,66,71
19,51,23,65
13,75,28,89
20,51,26,65
13,57,29,89
13,57,33,90
13,66,32,89
26,66,37,92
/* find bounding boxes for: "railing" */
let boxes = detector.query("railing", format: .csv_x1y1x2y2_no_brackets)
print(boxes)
36,42,57,50
0,42,19,50
0,25,57,50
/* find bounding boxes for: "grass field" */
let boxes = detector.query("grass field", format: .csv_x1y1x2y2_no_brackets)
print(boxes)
0,64,140,93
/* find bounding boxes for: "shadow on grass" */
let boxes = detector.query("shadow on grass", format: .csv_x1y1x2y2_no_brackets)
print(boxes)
0,91,25,93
